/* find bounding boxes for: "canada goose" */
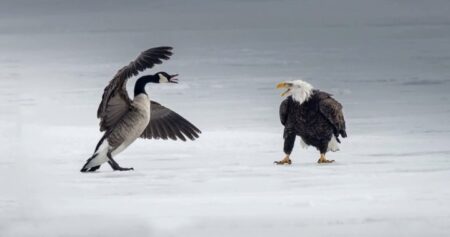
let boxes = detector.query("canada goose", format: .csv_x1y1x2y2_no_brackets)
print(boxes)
81,46,201,172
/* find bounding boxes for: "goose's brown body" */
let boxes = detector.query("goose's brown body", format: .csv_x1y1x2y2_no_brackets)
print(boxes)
108,94,150,155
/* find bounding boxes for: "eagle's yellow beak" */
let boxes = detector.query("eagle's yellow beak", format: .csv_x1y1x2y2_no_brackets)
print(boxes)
276,82,287,89
276,82,291,97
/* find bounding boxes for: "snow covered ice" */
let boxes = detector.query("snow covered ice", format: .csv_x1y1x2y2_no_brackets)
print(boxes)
1,0,450,236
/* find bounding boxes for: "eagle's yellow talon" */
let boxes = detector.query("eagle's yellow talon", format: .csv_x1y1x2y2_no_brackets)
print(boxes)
274,156,292,165
317,154,334,164
317,159,335,164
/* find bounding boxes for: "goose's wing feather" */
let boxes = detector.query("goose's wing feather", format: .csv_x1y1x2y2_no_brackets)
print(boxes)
98,93,130,132
97,46,173,131
140,101,201,141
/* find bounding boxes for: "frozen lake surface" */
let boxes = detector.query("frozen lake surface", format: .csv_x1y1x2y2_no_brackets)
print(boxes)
1,0,450,236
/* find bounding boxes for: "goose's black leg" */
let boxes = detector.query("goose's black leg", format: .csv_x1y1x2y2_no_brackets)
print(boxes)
107,152,134,171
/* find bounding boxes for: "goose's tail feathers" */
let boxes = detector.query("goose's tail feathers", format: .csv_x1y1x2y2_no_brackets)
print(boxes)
80,139,110,172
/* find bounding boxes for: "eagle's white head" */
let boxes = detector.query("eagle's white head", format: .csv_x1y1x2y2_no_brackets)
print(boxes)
276,80,314,104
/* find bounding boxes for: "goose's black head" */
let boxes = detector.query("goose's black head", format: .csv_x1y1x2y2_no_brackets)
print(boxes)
134,72,179,96
156,72,178,84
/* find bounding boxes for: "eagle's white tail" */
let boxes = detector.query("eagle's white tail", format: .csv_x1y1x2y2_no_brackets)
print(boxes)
80,140,110,172
327,134,340,152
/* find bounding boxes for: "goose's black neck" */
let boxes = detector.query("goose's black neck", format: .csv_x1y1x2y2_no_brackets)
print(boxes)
134,75,158,97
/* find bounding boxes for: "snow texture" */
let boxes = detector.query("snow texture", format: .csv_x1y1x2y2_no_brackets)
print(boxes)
1,0,450,236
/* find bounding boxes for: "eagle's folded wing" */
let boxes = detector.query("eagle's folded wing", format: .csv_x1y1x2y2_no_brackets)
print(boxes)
318,98,347,138
279,97,290,126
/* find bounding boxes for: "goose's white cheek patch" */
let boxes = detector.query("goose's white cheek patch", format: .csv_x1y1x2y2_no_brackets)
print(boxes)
159,74,169,83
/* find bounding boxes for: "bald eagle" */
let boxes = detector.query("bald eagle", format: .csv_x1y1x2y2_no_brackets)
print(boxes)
274,80,347,165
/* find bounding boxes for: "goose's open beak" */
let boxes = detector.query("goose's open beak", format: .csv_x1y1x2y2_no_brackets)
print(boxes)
169,74,179,83
276,82,292,97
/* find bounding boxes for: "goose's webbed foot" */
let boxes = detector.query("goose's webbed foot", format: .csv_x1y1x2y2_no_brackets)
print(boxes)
107,153,134,171
108,161,134,171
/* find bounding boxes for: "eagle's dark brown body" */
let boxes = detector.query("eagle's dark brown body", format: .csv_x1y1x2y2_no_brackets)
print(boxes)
280,90,347,154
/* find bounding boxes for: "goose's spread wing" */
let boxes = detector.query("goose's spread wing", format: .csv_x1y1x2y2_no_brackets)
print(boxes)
318,97,347,138
140,101,201,141
97,46,173,132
